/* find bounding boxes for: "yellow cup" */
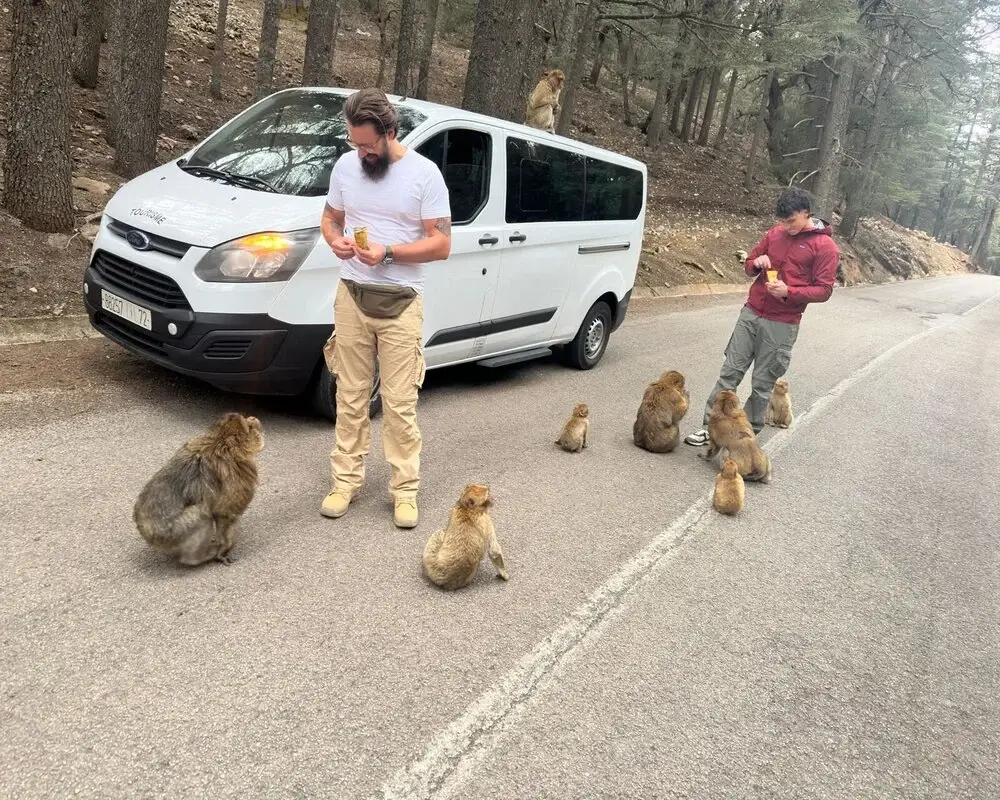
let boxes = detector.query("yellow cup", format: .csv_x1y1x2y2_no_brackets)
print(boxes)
766,269,778,283
354,226,369,250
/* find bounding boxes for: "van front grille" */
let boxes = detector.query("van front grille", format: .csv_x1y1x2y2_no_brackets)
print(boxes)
92,250,191,310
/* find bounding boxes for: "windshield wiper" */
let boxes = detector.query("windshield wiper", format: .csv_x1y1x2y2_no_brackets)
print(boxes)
178,163,279,194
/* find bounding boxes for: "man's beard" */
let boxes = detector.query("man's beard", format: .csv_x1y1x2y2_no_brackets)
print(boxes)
360,151,390,180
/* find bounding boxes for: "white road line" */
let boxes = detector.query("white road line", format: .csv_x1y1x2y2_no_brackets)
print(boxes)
378,289,1000,800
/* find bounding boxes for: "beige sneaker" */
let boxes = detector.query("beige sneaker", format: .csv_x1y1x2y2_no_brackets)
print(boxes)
320,490,354,519
393,499,418,529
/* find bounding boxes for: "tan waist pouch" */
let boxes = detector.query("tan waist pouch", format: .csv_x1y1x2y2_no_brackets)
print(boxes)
341,279,417,318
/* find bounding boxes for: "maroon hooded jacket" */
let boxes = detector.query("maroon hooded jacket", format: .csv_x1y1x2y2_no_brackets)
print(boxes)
743,218,840,325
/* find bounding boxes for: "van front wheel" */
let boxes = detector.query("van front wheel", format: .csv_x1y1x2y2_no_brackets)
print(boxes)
562,300,612,370
312,359,383,422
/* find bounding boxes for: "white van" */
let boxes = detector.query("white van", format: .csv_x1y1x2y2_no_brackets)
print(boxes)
82,87,647,419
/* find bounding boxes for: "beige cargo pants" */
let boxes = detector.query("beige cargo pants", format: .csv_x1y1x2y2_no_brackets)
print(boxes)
322,279,426,502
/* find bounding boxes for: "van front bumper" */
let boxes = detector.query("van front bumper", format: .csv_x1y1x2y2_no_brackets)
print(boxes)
83,262,330,396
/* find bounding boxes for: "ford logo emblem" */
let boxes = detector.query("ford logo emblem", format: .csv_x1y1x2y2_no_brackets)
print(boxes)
126,230,151,250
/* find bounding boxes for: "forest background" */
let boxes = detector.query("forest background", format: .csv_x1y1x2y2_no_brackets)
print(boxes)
1,0,998,320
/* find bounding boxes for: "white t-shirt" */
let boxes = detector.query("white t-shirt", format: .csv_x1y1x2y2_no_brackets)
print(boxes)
325,148,451,293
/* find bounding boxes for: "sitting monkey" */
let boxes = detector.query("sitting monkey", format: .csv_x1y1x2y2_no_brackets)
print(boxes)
133,413,265,566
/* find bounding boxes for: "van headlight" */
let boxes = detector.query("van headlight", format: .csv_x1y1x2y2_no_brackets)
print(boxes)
195,228,320,282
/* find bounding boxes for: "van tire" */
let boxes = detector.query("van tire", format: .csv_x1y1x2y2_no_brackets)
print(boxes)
563,300,612,370
312,359,383,422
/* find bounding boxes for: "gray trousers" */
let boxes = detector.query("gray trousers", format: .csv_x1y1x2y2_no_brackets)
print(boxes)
702,306,799,433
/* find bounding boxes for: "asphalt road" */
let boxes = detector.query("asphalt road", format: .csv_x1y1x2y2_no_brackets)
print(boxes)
2,274,998,799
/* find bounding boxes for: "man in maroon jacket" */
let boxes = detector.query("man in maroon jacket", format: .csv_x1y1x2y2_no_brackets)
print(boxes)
685,187,840,445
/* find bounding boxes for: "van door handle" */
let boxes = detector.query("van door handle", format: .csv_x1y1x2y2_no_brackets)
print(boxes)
478,235,498,246
509,233,526,243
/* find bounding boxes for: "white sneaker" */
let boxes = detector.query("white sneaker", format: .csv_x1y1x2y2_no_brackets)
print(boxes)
684,429,710,446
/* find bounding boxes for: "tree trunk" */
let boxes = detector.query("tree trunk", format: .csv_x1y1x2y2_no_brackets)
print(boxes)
4,0,75,232
72,0,103,89
255,0,281,100
393,0,418,94
303,0,338,86
113,0,171,179
645,59,672,147
696,66,722,146
553,0,576,63
812,51,855,222
839,59,894,238
464,0,548,123
800,57,833,187
104,0,122,147
210,0,229,99
713,68,737,148
554,0,599,136
374,5,393,88
589,26,609,86
414,0,440,100
744,70,775,191
616,30,635,126
679,68,704,141
668,76,688,135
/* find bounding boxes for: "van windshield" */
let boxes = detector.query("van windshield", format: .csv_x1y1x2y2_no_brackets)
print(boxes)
182,90,428,197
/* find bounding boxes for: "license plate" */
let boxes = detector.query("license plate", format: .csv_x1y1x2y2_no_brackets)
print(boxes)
101,288,152,331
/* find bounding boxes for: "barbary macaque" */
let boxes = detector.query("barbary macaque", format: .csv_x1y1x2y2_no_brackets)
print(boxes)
422,484,509,590
555,403,589,452
133,413,264,566
525,68,565,133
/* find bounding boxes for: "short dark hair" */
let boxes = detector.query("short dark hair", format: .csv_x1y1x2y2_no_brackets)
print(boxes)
775,187,812,218
344,88,398,137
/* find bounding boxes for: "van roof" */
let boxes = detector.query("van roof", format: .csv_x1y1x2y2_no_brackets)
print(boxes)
288,85,647,175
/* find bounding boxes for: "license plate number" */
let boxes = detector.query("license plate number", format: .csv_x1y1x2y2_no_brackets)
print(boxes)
101,289,152,331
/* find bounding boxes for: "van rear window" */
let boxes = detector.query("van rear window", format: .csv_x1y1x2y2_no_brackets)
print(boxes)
183,90,427,197
505,137,644,224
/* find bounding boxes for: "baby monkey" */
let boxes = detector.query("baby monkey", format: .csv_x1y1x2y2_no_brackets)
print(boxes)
133,412,264,566
422,484,509,590
555,403,589,452
712,458,745,515
766,378,793,428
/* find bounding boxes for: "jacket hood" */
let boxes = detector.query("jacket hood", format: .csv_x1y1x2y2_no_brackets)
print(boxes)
802,217,834,237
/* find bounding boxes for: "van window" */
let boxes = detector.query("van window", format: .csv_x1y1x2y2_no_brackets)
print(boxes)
584,157,644,221
505,136,644,223
416,129,491,225
184,90,427,197
505,138,585,224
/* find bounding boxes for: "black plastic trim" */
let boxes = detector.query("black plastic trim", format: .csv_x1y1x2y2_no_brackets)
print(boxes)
611,288,631,332
425,307,557,348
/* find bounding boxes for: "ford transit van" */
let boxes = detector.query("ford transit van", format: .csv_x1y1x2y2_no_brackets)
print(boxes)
82,87,647,419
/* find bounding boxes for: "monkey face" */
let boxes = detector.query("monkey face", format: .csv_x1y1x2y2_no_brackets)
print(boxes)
549,69,565,89
721,459,739,479
459,483,492,509
773,379,788,394
573,403,589,418
715,391,741,415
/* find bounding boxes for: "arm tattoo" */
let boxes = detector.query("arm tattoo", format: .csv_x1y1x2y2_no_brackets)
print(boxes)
434,217,452,236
